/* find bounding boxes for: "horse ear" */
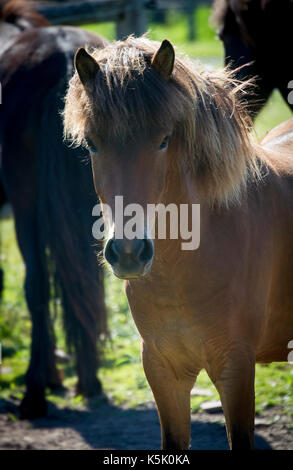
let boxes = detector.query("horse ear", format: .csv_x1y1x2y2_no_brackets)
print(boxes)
74,47,99,93
151,39,175,80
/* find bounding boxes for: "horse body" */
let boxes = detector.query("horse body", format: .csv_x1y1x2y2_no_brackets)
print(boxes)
126,120,293,449
65,36,293,450
129,124,293,366
0,0,107,418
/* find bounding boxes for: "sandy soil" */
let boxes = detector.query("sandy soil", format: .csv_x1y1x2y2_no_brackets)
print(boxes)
0,397,292,450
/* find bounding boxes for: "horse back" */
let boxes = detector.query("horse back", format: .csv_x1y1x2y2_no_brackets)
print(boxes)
261,118,293,152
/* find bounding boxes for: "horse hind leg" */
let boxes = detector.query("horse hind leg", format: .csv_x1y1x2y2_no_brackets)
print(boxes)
75,326,103,397
13,212,61,418
61,277,104,398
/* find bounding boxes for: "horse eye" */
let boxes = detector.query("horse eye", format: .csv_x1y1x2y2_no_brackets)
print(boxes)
85,137,98,154
158,135,170,151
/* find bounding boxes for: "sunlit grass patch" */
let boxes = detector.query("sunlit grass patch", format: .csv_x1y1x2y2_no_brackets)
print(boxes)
254,90,292,139
83,6,223,58
255,363,293,414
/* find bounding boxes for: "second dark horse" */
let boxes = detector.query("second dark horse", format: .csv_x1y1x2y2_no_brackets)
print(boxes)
212,0,293,117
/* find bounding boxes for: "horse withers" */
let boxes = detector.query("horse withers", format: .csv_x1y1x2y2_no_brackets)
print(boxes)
64,37,293,450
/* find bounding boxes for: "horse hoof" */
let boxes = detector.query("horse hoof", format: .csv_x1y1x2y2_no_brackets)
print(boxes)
19,393,47,419
48,382,67,395
76,377,103,397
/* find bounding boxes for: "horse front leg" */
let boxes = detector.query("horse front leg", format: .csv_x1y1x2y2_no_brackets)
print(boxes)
142,342,198,450
13,212,60,418
207,345,256,450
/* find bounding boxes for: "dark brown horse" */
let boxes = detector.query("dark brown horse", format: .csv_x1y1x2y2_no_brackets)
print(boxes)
0,0,107,418
212,0,293,117
65,36,293,449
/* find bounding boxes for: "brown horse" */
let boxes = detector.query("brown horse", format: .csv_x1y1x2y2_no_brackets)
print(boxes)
64,37,293,450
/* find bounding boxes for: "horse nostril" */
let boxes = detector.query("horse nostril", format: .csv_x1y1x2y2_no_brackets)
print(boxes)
104,238,119,266
105,237,153,272
139,239,153,263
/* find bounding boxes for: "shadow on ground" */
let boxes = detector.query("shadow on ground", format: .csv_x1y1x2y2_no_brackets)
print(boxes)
0,397,273,450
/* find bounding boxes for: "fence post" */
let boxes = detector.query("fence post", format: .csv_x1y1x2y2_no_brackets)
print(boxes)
116,0,148,40
185,0,196,42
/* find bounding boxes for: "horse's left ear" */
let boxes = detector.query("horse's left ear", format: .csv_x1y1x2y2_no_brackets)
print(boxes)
74,47,100,93
151,39,175,80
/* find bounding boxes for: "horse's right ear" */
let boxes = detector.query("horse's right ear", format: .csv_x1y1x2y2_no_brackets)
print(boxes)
74,48,99,93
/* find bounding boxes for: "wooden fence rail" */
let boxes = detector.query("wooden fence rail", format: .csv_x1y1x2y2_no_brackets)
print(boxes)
31,0,212,39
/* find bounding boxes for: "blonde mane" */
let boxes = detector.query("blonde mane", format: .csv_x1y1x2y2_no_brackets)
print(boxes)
64,36,263,207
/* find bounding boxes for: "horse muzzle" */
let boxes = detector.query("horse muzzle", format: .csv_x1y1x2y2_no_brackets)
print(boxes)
104,236,154,279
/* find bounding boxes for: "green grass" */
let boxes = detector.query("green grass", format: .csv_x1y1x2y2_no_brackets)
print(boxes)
0,219,29,353
0,6,292,418
255,90,293,139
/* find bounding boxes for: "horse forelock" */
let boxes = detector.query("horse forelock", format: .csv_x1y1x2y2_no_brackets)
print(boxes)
64,36,261,207
85,38,191,142
64,37,190,145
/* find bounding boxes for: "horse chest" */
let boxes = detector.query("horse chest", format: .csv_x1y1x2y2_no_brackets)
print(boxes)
126,281,206,367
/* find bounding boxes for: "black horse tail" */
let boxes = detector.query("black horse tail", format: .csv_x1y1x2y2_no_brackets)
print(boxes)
36,51,107,396
0,0,50,30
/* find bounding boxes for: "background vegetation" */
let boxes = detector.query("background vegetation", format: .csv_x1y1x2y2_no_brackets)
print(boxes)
0,6,292,420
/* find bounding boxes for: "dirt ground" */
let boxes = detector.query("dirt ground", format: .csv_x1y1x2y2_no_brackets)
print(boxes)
0,397,292,450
